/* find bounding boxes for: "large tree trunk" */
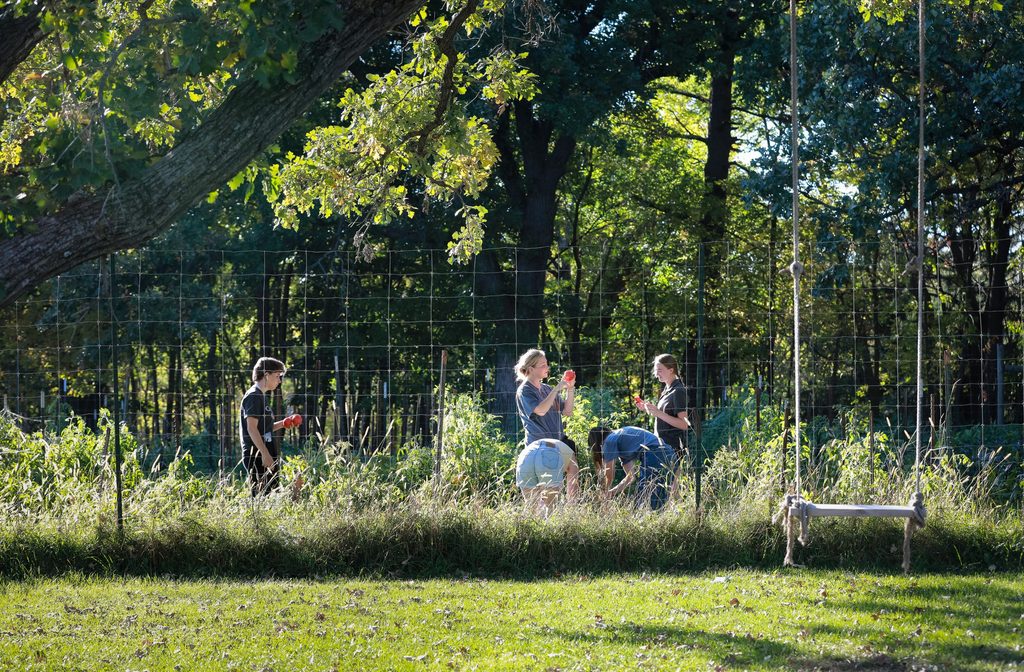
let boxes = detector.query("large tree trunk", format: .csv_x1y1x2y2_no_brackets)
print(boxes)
949,207,982,425
0,5,42,85
697,9,738,413
980,190,1013,424
205,332,219,456
478,101,576,436
146,343,160,446
0,0,422,307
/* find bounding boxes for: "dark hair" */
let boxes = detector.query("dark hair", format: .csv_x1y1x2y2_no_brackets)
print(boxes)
252,357,286,382
588,426,611,467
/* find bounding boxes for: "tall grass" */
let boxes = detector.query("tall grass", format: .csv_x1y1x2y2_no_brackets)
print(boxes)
1,391,1022,578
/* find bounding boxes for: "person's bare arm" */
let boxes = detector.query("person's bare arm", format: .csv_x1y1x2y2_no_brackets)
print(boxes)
639,400,689,430
561,379,575,416
606,461,636,498
533,381,565,417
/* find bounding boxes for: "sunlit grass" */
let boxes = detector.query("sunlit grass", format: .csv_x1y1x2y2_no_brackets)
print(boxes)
1,571,1021,671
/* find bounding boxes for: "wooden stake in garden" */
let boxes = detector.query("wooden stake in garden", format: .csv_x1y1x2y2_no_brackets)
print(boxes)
433,349,447,484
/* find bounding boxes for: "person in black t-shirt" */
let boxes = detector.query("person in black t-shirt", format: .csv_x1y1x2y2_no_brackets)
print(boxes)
634,353,691,503
239,356,296,496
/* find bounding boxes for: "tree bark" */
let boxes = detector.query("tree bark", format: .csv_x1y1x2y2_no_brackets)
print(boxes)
697,8,738,413
0,5,42,86
205,331,219,454
478,100,576,435
0,0,422,307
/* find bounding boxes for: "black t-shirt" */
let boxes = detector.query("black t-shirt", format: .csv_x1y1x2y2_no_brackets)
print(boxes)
656,378,688,454
239,385,276,456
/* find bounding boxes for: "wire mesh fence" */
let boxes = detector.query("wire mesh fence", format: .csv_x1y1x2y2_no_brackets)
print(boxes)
0,236,1021,473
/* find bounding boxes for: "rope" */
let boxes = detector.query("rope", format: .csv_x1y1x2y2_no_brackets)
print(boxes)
788,0,803,499
907,3,926,575
914,0,926,495
771,493,798,567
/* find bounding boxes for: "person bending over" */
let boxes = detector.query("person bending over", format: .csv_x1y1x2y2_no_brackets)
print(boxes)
588,425,676,511
515,438,579,516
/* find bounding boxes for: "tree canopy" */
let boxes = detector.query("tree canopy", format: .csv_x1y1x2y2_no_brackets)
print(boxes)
1,0,1021,448
0,0,525,305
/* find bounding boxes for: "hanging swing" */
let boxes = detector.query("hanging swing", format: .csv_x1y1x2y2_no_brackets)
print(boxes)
773,0,928,572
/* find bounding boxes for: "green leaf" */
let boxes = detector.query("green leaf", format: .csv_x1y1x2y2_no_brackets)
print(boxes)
280,50,298,72
227,170,246,191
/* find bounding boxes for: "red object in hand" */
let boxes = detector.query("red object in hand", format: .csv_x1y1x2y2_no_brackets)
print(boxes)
284,413,303,428
634,395,644,405
563,369,576,382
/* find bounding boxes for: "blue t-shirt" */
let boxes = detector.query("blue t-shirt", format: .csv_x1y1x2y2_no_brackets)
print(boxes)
603,426,673,470
516,380,564,445
603,426,675,510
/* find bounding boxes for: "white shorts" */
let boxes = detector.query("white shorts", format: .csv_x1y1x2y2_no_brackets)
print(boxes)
515,439,574,489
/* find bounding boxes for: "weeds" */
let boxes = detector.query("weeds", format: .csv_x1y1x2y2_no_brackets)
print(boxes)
0,392,1022,577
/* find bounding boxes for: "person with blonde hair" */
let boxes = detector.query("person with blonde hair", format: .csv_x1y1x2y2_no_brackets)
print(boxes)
514,348,576,451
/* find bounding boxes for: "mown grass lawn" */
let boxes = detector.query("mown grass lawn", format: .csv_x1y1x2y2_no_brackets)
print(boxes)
1,571,1020,671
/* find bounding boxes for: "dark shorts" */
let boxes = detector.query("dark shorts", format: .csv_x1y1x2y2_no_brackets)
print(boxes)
243,446,280,496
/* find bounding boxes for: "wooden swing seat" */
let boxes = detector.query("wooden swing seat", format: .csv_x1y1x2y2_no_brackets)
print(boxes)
790,502,922,520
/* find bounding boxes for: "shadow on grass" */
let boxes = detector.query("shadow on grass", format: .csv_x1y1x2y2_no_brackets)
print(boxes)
546,622,947,672
549,621,796,668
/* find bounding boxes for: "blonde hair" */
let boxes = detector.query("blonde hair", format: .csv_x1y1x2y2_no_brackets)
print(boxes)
653,353,679,377
515,349,547,382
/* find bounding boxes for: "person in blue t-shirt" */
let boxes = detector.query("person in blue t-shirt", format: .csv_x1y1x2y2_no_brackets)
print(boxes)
514,348,576,450
588,425,676,510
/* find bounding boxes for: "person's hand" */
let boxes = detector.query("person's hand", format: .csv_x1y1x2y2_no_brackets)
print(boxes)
634,395,650,412
562,369,576,389
261,453,276,470
283,413,303,428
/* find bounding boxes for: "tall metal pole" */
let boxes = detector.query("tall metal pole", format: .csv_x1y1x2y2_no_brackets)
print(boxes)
110,253,124,533
695,244,705,511
433,350,448,484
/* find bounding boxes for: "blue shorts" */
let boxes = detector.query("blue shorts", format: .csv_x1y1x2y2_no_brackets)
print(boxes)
515,439,575,489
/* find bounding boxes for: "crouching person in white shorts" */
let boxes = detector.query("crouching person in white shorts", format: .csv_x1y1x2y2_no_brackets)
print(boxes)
515,438,580,516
